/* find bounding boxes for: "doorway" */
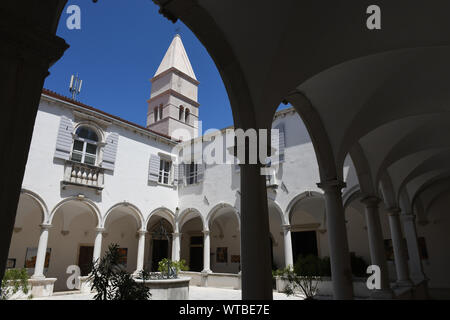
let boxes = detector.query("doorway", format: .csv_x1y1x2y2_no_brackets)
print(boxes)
78,245,94,276
189,236,203,271
291,230,318,263
151,239,169,271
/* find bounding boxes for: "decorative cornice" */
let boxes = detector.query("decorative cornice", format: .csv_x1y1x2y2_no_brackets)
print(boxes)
387,207,401,216
317,180,346,192
360,196,381,208
0,13,69,70
147,88,200,108
151,67,200,86
152,0,178,23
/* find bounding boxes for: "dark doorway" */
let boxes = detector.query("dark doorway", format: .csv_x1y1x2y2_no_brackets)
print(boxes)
152,239,169,271
291,231,318,263
78,246,94,276
189,236,203,271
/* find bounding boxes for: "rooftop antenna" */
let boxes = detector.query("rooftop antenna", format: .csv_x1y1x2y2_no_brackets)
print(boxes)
69,74,83,100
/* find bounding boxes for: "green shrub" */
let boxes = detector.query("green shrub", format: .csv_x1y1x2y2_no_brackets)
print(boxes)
89,243,151,300
157,258,189,277
1,268,29,300
294,255,331,277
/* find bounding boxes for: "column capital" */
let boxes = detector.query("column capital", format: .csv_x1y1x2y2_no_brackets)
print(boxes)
360,196,381,208
137,230,148,236
95,227,106,233
172,232,182,237
401,214,416,222
317,179,346,192
202,230,210,236
387,207,401,216
281,224,291,231
39,224,52,230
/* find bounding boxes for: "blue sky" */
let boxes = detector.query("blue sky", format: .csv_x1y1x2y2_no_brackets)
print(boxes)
45,0,234,132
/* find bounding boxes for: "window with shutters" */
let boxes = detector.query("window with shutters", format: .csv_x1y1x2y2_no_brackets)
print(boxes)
158,159,172,185
185,163,198,185
71,126,99,166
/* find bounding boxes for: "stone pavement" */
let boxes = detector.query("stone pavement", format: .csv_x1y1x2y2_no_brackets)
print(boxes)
30,286,304,300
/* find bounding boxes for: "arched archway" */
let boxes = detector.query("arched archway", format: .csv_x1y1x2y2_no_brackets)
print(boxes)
207,203,240,274
45,197,102,291
7,190,49,277
287,191,326,264
178,208,205,272
102,202,145,274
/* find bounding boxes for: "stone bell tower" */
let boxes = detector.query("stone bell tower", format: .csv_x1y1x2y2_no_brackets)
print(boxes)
146,34,200,141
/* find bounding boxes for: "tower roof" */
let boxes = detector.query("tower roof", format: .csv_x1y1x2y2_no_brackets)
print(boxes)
154,34,197,80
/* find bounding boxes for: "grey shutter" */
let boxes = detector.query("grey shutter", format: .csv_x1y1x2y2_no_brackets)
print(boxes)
279,125,285,162
271,126,285,163
148,154,160,182
197,163,205,182
173,162,178,185
102,132,119,171
54,116,74,160
178,163,185,185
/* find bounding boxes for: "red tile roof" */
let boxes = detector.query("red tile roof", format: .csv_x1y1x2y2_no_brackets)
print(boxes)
42,88,178,142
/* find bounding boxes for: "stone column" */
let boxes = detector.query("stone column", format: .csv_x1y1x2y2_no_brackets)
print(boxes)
240,162,273,299
317,180,353,300
0,2,69,285
92,228,105,265
387,208,412,287
281,224,294,269
202,230,212,273
172,232,181,261
32,224,52,279
361,196,392,298
135,230,147,274
401,214,427,283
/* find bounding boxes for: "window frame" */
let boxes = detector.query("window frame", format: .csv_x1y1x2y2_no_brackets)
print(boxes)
158,158,172,185
185,163,198,185
71,126,100,166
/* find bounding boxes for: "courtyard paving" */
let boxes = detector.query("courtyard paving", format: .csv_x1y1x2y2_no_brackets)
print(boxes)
30,286,304,300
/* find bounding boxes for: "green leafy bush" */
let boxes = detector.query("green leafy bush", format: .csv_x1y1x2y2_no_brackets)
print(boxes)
89,244,151,300
1,268,29,300
157,258,188,277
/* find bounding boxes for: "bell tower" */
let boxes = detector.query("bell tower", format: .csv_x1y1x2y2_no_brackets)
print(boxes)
147,34,200,141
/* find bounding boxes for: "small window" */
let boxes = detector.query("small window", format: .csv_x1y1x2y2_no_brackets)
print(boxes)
159,104,163,120
185,163,198,185
71,126,99,165
154,107,158,122
158,159,172,185
179,106,184,121
185,108,190,124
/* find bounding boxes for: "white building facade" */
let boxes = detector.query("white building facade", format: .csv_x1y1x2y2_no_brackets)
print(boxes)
7,35,450,298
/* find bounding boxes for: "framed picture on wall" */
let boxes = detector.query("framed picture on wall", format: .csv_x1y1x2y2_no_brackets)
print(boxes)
231,255,240,263
216,247,228,263
7,258,16,269
118,248,128,267
24,247,51,270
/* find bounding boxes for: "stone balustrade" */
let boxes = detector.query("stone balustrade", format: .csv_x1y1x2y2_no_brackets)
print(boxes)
62,160,104,191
